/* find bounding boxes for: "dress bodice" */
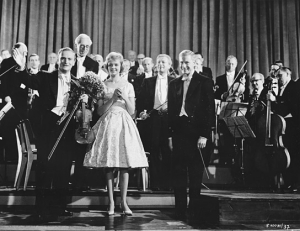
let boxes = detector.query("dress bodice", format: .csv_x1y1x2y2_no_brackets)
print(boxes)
103,82,135,110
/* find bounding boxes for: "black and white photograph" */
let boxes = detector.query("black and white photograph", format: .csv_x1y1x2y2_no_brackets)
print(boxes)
0,0,300,230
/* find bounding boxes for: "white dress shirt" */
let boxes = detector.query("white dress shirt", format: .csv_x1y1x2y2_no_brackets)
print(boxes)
154,74,168,110
145,72,153,78
48,63,56,72
51,71,71,116
179,71,194,117
226,71,235,89
76,56,86,78
98,69,108,82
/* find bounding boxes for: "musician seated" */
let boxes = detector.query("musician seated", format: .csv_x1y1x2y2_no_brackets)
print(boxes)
245,73,268,134
214,55,249,102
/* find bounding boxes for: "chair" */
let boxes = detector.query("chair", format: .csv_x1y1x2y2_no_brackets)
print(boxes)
14,119,37,191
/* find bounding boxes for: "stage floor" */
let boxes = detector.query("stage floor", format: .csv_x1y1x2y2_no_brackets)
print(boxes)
1,208,300,230
0,188,300,230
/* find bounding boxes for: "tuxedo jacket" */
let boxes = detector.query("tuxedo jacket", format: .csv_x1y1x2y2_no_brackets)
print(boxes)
200,66,213,79
0,57,28,118
40,63,59,72
129,61,139,76
71,55,99,77
134,73,148,97
168,72,215,139
214,72,250,102
136,75,174,115
272,80,299,118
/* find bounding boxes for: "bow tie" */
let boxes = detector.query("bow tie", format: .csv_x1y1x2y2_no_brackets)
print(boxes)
158,75,166,80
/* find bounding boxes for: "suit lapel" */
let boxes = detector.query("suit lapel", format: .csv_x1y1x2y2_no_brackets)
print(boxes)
50,70,59,99
149,76,157,100
186,72,200,99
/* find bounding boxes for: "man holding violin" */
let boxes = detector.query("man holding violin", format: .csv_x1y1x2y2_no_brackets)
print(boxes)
267,67,300,192
13,47,86,221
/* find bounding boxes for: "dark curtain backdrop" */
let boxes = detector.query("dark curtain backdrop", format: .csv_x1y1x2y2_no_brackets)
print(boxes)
0,0,299,80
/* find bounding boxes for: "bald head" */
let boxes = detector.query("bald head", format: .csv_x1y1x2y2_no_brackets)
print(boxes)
13,42,28,56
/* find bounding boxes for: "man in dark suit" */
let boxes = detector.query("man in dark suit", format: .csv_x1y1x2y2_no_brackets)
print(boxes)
70,34,99,191
134,57,154,97
268,67,300,192
128,50,139,76
194,53,213,79
0,42,28,161
71,34,98,78
40,52,58,72
214,55,249,102
168,50,215,220
14,47,79,220
122,59,136,86
136,54,174,191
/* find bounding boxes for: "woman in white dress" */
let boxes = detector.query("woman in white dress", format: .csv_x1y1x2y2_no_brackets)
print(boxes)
83,52,148,216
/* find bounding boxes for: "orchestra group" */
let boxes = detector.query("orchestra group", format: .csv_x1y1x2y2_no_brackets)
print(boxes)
0,33,299,222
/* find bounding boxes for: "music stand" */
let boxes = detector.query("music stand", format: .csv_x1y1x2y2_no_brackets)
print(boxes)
219,102,248,120
223,116,256,185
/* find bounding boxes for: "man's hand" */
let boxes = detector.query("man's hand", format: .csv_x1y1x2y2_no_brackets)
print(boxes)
12,48,26,68
139,110,149,120
267,92,276,102
197,137,207,149
4,96,12,103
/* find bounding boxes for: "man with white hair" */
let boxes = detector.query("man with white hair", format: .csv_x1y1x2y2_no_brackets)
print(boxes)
136,54,175,192
71,33,98,78
134,57,154,97
71,34,99,192
0,42,28,175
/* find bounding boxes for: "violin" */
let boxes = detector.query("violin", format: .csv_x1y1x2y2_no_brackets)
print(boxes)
255,78,290,175
75,100,95,144
226,71,247,102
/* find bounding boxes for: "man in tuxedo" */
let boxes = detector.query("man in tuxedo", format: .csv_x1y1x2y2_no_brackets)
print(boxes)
127,50,139,76
214,55,249,102
134,57,154,97
136,54,174,191
93,54,108,81
14,47,79,220
71,34,98,78
0,43,28,161
122,59,136,85
40,52,58,72
71,34,99,191
168,50,215,220
268,67,300,191
194,53,213,79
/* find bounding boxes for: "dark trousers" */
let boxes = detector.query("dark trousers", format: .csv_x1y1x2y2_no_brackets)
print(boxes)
149,110,172,188
36,111,74,215
172,116,210,213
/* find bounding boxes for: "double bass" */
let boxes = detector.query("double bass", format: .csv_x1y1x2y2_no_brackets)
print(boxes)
255,78,290,177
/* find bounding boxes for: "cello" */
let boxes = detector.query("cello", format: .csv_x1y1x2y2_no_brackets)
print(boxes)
255,78,290,177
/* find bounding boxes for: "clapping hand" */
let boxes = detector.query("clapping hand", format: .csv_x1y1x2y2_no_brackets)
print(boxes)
12,48,26,68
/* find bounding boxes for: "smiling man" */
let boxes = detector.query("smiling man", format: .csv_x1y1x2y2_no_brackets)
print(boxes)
71,34,98,78
168,50,215,220
136,54,175,192
13,47,78,221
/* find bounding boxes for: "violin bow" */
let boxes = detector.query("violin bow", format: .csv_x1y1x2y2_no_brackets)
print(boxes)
137,101,168,120
226,60,248,95
48,98,81,161
0,64,18,79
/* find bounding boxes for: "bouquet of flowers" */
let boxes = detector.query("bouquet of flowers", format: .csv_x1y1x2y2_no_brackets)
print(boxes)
68,71,106,111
